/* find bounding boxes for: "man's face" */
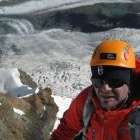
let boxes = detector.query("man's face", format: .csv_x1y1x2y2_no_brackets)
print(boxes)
92,78,129,110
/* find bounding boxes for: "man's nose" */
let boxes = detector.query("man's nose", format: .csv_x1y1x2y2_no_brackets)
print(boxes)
102,83,112,91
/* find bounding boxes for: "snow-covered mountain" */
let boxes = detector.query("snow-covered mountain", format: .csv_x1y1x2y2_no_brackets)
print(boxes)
1,28,140,98
1,0,140,135
0,0,134,14
0,1,140,98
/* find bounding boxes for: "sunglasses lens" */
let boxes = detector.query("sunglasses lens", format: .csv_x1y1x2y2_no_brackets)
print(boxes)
92,78,125,88
107,79,124,88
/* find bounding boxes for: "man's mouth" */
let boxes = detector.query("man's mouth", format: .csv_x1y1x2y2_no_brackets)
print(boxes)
101,95,116,99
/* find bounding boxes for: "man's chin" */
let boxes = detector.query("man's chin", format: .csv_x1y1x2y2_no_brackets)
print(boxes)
100,98,119,110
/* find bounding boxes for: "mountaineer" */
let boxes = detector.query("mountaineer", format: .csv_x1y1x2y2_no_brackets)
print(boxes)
50,39,140,140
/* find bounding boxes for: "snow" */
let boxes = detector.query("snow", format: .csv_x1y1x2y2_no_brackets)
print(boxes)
19,93,34,98
0,28,92,97
35,87,39,94
43,106,46,111
0,0,133,14
2,28,140,98
0,68,34,97
52,95,73,130
13,107,25,115
52,95,72,118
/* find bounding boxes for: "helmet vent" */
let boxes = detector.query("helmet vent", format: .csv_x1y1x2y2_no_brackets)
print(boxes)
100,53,116,60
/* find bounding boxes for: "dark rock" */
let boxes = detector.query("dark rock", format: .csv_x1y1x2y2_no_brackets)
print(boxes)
18,69,37,90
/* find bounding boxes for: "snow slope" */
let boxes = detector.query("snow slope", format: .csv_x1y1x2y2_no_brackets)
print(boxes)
1,28,140,98
0,0,134,14
0,68,34,96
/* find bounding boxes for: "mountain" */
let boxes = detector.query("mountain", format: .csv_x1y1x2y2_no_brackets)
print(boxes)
0,1,140,138
0,1,140,98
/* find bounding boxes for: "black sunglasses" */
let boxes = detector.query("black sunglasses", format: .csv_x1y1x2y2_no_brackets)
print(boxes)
91,78,126,88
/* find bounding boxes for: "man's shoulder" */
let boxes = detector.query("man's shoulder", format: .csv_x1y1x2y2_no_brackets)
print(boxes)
76,86,93,99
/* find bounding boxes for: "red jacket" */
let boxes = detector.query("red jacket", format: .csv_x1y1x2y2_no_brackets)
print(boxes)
50,58,140,140
50,86,140,140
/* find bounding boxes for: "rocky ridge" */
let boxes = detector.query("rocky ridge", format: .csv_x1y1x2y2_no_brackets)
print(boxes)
0,70,58,140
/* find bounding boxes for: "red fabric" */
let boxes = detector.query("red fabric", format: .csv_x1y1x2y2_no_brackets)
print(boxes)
50,87,91,140
49,86,140,140
134,57,140,75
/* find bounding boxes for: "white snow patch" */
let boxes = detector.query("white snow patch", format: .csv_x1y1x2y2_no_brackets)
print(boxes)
35,87,40,94
43,106,46,111
13,107,25,115
0,68,34,97
52,95,72,129
19,93,33,98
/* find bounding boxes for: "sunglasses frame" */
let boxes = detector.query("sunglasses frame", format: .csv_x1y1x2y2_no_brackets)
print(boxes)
91,78,126,88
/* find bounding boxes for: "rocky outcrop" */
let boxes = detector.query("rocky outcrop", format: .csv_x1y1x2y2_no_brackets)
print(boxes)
18,69,37,90
0,87,58,140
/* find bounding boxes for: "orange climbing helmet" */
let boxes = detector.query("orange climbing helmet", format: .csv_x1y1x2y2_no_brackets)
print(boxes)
90,39,136,68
